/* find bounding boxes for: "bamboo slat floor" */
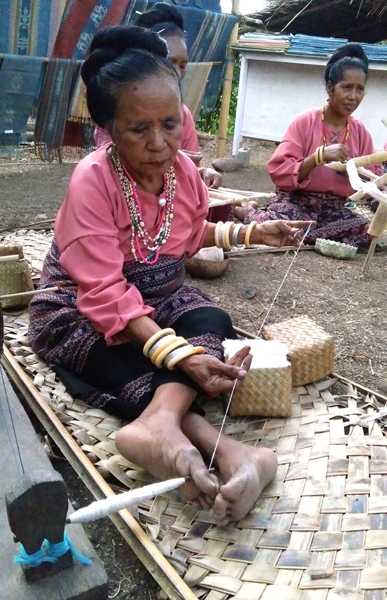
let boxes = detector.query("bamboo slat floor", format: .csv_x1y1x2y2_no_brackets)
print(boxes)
3,310,387,599
2,229,387,598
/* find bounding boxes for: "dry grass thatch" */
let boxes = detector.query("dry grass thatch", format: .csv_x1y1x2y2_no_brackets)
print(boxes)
252,0,387,43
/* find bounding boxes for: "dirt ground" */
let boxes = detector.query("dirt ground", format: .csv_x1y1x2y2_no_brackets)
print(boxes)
1,139,386,598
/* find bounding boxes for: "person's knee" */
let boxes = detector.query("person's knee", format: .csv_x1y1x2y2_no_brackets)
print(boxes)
173,307,235,339
212,308,233,337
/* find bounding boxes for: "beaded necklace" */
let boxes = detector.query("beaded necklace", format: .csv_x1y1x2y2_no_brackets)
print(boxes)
110,146,176,265
321,107,350,146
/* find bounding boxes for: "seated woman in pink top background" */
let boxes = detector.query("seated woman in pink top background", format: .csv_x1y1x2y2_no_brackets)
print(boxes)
94,3,221,189
240,44,382,247
29,26,308,523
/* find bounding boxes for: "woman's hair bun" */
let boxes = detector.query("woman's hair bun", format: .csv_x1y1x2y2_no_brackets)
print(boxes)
325,42,368,85
137,3,184,32
81,25,168,84
328,43,368,69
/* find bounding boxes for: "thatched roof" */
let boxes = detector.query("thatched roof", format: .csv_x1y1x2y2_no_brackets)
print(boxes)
254,0,387,43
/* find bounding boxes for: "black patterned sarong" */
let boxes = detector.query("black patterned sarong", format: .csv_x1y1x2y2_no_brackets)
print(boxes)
244,190,370,248
29,241,234,419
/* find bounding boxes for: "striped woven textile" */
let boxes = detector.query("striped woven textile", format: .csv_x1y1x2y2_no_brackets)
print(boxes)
0,54,44,145
34,58,81,160
0,0,62,57
181,62,213,118
52,0,131,59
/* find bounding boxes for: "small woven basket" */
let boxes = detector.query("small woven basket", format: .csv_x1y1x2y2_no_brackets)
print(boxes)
263,315,335,386
223,339,292,417
230,365,292,417
0,245,34,309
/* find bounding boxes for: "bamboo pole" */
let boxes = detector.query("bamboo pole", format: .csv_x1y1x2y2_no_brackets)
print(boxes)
327,151,387,173
216,0,240,158
0,286,58,301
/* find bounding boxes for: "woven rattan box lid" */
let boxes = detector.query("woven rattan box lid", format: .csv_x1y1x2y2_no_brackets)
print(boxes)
263,316,335,386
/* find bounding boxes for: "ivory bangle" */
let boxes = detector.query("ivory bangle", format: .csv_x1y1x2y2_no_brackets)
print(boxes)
244,220,257,248
222,222,233,251
148,334,177,362
214,221,224,248
231,223,243,247
315,145,325,167
153,337,188,368
143,328,175,357
166,345,206,370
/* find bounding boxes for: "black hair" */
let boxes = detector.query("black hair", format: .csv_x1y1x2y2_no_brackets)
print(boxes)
81,25,179,127
325,43,368,87
136,3,185,38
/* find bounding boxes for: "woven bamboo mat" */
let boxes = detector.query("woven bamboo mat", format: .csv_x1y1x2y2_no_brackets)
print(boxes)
0,229,53,278
2,229,387,597
4,311,387,598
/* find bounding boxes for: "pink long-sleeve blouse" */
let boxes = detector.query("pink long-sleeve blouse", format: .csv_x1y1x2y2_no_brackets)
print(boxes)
267,108,380,198
55,148,208,344
94,104,199,152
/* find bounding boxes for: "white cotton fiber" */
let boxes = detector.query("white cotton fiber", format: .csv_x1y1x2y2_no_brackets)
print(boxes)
222,338,290,369
193,247,224,262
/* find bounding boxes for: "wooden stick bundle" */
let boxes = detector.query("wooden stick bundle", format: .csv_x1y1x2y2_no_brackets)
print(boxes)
208,187,274,208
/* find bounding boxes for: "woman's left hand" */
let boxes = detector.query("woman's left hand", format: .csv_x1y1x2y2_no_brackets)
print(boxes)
253,220,313,247
199,167,222,188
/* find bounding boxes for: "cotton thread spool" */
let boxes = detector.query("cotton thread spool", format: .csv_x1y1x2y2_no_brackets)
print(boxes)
67,477,186,524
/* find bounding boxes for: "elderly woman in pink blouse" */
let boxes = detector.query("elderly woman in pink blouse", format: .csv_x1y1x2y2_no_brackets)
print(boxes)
240,43,381,247
28,26,308,524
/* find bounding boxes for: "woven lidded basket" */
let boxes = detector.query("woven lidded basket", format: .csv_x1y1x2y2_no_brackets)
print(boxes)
223,339,292,417
0,245,34,309
263,315,334,386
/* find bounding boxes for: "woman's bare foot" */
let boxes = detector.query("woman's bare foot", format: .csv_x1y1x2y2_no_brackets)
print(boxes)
115,383,218,503
213,440,277,526
182,412,277,525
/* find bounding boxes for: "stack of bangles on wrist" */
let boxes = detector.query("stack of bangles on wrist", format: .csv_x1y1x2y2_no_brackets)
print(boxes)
314,145,326,166
214,220,258,250
143,328,206,370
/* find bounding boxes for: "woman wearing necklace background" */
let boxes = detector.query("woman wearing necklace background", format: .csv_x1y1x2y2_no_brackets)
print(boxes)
237,43,382,247
28,26,308,524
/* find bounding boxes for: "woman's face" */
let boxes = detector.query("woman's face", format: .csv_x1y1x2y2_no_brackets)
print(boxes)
165,34,188,79
111,74,182,180
327,68,366,117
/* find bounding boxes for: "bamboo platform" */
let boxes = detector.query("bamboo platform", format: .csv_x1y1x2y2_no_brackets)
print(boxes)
2,230,387,598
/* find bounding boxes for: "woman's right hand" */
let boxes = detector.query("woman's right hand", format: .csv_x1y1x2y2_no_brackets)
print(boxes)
323,144,349,164
179,349,250,397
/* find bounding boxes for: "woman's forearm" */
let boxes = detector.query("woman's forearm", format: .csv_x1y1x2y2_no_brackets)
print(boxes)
298,154,317,182
123,315,160,345
202,222,266,248
203,222,245,247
